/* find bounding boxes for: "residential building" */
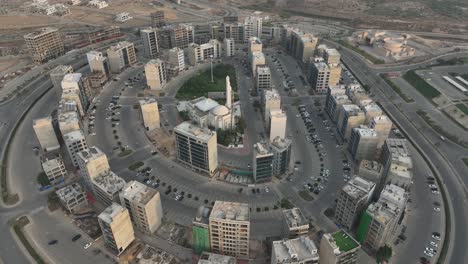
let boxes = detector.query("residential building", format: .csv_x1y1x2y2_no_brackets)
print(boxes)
209,201,250,259
33,116,60,152
248,36,262,58
346,85,372,107
174,122,218,175
329,64,342,87
335,177,375,230
224,23,244,44
348,127,379,161
98,203,135,255
363,104,383,124
380,138,413,191
145,59,166,91
88,0,108,9
56,183,88,213
262,89,281,123
308,62,330,94
107,41,137,73
115,12,133,22
368,115,392,150
223,38,235,57
86,26,120,44
61,73,90,117
290,29,318,63
269,109,287,141
41,156,67,185
245,16,262,39
324,48,341,65
251,51,265,77
120,181,163,234
253,142,274,183
87,51,110,77
24,27,64,64
63,130,87,167
58,110,80,136
139,99,160,131
193,206,212,255
87,71,108,89
76,146,110,190
141,27,159,58
319,230,361,264
92,171,126,206
271,137,292,177
272,236,319,264
357,160,383,183
337,104,365,140
198,252,236,264
150,11,166,28
283,208,309,237
187,39,221,65
168,47,185,73
326,93,351,123
256,65,271,92
157,24,194,49
50,64,73,98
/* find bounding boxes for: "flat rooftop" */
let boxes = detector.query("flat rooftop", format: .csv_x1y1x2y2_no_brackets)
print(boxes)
78,146,106,162
332,230,359,252
108,41,133,51
342,104,363,116
359,160,382,173
58,111,79,123
210,201,249,221
371,115,392,124
283,208,308,229
271,137,291,151
264,89,280,101
24,27,58,39
256,65,271,75
379,184,408,210
270,109,286,118
343,176,374,200
364,103,382,113
252,51,265,60
92,171,126,197
98,203,126,224
121,181,158,206
63,130,85,142
254,142,272,157
355,127,377,138
314,62,329,70
174,122,215,142
147,58,164,65
62,73,82,83
272,236,318,262
56,183,84,202
198,252,236,264
50,65,73,75
386,138,410,157
42,157,64,172
139,98,157,106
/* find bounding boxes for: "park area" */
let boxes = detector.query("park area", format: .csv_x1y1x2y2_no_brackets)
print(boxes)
176,64,237,100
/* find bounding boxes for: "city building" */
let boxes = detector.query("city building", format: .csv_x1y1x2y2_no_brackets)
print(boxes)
363,104,383,124
76,146,110,190
56,183,88,213
24,27,64,64
251,51,266,77
253,142,274,183
115,12,133,22
326,93,351,123
248,36,262,58
357,184,408,251
61,73,90,117
198,252,236,264
141,27,159,58
107,41,137,73
209,201,250,259
187,39,221,65
272,236,319,264
98,203,135,255
139,99,160,131
145,59,166,91
346,85,372,107
41,156,67,185
58,110,80,136
289,29,318,63
357,160,383,183
92,171,126,206
328,64,342,87
337,104,365,140
269,109,287,141
308,61,330,94
256,65,271,92
335,177,375,230
193,206,212,255
50,64,73,98
88,0,108,9
271,137,292,177
262,89,281,123
319,230,361,264
168,47,185,74
348,127,379,161
174,122,218,175
136,245,180,264
368,115,393,151
63,130,87,167
120,181,163,234
223,38,235,57
380,138,413,191
86,26,121,45
282,208,309,237
150,11,166,28
33,116,60,152
223,23,244,44
87,51,110,77
324,48,341,65
245,16,262,40
157,24,194,49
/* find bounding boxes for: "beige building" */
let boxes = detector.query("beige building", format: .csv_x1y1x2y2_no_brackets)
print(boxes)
329,64,342,87
363,103,383,124
92,171,126,206
86,51,109,76
272,236,319,264
324,48,341,65
107,41,137,73
346,85,372,107
41,156,67,185
283,208,309,237
348,127,378,161
98,203,135,255
325,86,350,123
174,122,218,175
145,59,166,91
269,109,287,141
290,29,318,62
61,73,88,117
209,201,250,259
368,115,393,150
248,36,262,58
120,181,163,234
251,51,266,77
319,230,361,264
223,38,235,57
357,160,383,183
50,65,73,98
256,65,271,92
139,99,160,131
335,177,375,230
337,104,365,140
198,252,237,264
262,89,281,123
58,111,80,136
64,130,87,167
56,183,88,213
33,116,60,152
77,146,110,189
381,138,413,190
187,39,221,65
308,61,330,94
24,27,64,64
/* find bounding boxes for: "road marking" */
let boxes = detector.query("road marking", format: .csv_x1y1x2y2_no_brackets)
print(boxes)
30,206,44,215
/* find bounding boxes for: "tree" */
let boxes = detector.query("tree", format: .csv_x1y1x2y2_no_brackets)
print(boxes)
37,172,51,187
376,245,393,263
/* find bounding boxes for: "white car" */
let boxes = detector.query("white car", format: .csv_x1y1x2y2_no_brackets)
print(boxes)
428,184,436,188
434,207,441,212
426,247,437,253
84,242,92,249
424,251,434,258
430,241,438,247
432,235,441,241
432,190,440,195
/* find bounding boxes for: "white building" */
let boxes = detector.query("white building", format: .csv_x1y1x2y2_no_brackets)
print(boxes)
58,111,80,136
56,183,88,213
223,38,235,57
168,47,185,73
115,12,133,23
187,39,221,65
145,59,166,91
269,109,287,141
61,73,87,117
92,171,126,206
33,116,60,152
41,156,67,185
272,236,319,264
256,65,271,91
139,99,160,131
251,51,266,77
262,89,281,123
63,130,87,167
88,0,108,9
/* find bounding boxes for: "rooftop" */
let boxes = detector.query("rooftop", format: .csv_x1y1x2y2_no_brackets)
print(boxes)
98,203,127,224
62,73,82,83
355,127,377,138
50,65,73,75
256,65,271,75
58,111,79,124
343,176,375,200
264,89,280,101
194,206,212,225
139,98,157,106
147,58,164,66
108,41,133,51
120,181,158,206
254,142,273,157
332,230,360,252
136,245,180,264
386,138,410,157
174,122,216,142
249,36,262,45
24,27,58,39
271,137,292,151
252,51,265,60
371,115,392,124
63,130,85,142
272,236,319,262
364,103,382,113
326,48,340,57
359,160,382,173
42,157,64,172
210,201,249,221
78,146,106,162
198,252,236,264
283,208,308,229
56,183,84,202
194,97,219,112
379,184,408,210
270,109,286,119
314,62,329,70
92,171,126,197
33,116,53,127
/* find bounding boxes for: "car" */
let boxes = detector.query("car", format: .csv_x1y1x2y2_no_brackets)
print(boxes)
72,234,82,242
430,241,438,247
265,187,270,193
84,242,92,249
428,184,436,188
426,247,437,253
432,190,440,194
434,207,441,212
48,239,58,245
432,234,441,241
423,251,434,258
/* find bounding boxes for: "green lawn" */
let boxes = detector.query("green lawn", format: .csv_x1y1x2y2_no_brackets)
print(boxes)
403,70,441,99
118,148,133,158
381,75,414,103
298,190,314,201
332,230,359,252
176,64,237,100
128,161,144,171
455,104,468,115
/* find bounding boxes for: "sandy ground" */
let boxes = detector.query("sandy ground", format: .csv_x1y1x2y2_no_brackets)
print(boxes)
0,57,31,75
0,14,61,29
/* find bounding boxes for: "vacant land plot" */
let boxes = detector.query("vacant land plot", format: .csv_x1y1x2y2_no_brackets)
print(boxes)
403,70,441,99
456,104,468,115
381,75,414,103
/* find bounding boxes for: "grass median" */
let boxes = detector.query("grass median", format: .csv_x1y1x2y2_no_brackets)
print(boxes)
403,70,441,100
416,110,468,148
381,75,414,103
10,216,47,264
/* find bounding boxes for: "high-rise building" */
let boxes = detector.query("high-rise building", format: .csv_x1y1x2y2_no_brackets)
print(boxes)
308,61,330,94
325,92,351,123
368,115,392,151
328,64,342,87
209,201,250,259
107,41,137,73
98,203,135,255
61,73,90,117
58,111,81,136
363,103,383,124
76,146,110,190
223,38,235,57
380,138,413,192
346,84,372,107
193,206,212,255
50,64,73,98
348,127,379,161
335,177,375,230
41,156,67,185
63,130,88,167
56,183,88,213
120,181,163,234
141,27,159,58
337,104,365,140
262,89,281,123
357,160,383,183
224,23,244,44
24,27,64,64
86,50,108,75
324,48,341,65
174,122,218,175
248,36,262,58
187,39,221,65
33,116,60,152
271,137,292,177
251,51,265,77
168,47,185,73
269,109,287,141
319,230,361,264
92,171,126,206
289,29,318,63
144,59,166,91
253,142,274,183
139,99,160,131
150,11,166,28
245,16,262,39
157,24,194,49
256,65,271,92
272,236,319,264
282,208,309,237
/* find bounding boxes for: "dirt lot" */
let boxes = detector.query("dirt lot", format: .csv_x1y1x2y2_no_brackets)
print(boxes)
0,14,62,29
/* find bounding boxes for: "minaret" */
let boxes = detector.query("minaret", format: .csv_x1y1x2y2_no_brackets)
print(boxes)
225,75,232,109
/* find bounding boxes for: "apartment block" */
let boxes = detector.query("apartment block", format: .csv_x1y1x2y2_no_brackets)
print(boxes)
187,39,221,65
92,171,126,206
141,27,159,58
256,65,271,92
335,177,375,230
319,230,361,264
139,99,160,131
33,116,60,152
98,203,135,255
41,156,67,185
269,109,287,141
168,47,185,73
271,137,292,177
368,115,393,150
248,36,262,58
245,16,262,39
289,29,318,63
325,48,341,65
337,104,365,140
363,103,383,124
348,127,379,161
107,41,137,73
150,11,166,28
223,23,244,44
76,146,110,190
223,38,235,57
346,85,372,107
262,88,281,123
251,51,266,77
24,27,64,64
357,160,383,183
209,201,250,259
253,142,274,183
326,94,351,123
174,122,218,175
58,110,80,136
193,206,212,255
120,181,163,234
329,64,342,87
309,62,330,94
380,138,413,191
145,59,166,91
157,24,194,49
64,130,87,167
61,73,90,117
50,64,73,98
198,252,236,264
272,236,319,264
283,208,309,237
56,183,88,213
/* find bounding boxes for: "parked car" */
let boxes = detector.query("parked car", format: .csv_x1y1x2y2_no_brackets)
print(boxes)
71,234,81,242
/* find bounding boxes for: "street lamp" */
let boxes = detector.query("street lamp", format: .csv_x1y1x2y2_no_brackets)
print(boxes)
210,54,214,83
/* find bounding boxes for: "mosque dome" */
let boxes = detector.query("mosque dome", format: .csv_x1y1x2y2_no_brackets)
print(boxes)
210,105,229,116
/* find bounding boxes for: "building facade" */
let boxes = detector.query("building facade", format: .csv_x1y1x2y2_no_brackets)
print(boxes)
107,41,137,73
64,130,88,167
33,116,60,152
145,59,166,91
98,203,135,255
253,142,274,183
24,27,64,64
